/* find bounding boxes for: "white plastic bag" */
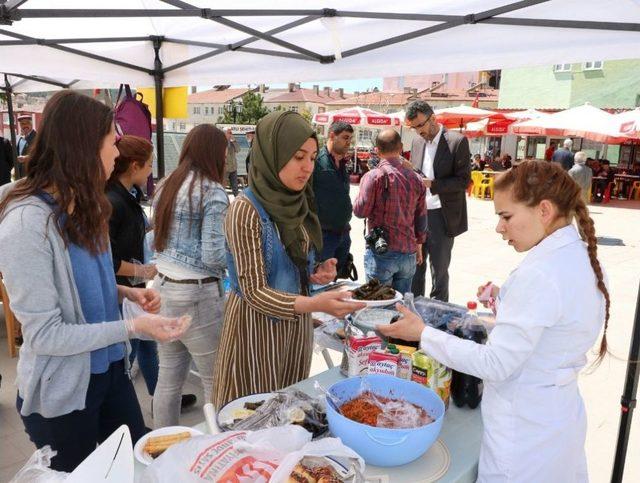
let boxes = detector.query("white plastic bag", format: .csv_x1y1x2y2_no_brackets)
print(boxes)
141,425,364,482
9,446,68,483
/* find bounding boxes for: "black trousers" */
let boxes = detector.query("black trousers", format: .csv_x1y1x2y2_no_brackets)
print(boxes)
17,359,147,473
411,208,455,302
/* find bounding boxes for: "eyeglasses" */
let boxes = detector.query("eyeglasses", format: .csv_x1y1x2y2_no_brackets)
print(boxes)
409,114,433,131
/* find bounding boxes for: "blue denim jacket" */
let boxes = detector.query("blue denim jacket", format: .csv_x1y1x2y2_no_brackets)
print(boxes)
153,172,229,278
226,188,315,297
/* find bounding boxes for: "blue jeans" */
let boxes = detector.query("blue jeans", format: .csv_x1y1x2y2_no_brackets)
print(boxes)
129,339,159,396
17,359,146,473
320,228,351,276
364,248,417,296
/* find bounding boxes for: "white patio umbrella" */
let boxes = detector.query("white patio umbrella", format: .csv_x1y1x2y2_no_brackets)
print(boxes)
615,108,640,137
511,103,633,144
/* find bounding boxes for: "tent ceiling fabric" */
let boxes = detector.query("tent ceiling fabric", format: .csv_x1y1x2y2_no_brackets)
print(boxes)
1,0,639,91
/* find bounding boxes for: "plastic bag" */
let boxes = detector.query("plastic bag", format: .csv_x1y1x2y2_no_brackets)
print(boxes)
313,317,345,353
223,390,328,438
10,446,68,483
141,425,364,483
412,296,468,333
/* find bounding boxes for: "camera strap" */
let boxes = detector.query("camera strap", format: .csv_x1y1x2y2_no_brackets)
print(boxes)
363,171,390,237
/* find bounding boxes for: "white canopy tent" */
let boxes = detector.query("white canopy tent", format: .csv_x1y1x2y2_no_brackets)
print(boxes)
1,0,639,91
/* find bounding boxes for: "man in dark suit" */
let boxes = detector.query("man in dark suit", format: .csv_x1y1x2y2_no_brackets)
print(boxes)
16,115,36,178
404,100,471,301
0,136,14,186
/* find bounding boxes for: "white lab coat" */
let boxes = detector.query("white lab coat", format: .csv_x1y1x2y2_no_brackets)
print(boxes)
421,225,605,482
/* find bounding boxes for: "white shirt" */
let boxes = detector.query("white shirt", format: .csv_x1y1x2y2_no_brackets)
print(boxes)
420,225,604,482
420,126,443,210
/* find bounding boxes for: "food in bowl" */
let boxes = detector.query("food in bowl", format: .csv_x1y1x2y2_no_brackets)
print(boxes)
340,391,434,429
143,431,192,458
352,279,396,301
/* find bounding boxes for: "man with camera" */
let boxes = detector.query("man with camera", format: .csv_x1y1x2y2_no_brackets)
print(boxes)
353,129,427,295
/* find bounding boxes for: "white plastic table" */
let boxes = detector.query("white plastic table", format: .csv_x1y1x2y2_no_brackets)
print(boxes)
134,368,482,482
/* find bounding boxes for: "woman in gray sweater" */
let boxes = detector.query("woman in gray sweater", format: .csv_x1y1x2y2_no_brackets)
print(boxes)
0,91,187,472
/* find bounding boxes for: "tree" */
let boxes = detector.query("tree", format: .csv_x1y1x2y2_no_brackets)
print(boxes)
218,90,269,124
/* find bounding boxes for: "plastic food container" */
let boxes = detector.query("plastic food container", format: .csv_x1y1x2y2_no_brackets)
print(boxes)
325,375,445,467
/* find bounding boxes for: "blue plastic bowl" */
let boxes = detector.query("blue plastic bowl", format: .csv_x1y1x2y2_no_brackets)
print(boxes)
326,375,445,467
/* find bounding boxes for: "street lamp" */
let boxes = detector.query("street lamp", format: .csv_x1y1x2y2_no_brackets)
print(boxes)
226,102,243,123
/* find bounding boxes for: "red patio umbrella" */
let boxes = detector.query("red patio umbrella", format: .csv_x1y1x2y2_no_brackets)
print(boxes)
511,103,634,144
313,107,402,127
433,105,500,129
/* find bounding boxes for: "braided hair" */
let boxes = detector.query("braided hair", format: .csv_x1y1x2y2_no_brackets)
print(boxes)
494,160,610,364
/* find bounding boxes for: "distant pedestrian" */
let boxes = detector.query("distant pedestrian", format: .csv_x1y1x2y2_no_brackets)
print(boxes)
16,115,36,178
552,139,574,171
224,128,239,196
568,151,593,203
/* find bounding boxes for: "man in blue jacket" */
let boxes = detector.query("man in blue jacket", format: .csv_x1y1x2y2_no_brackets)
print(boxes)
552,138,574,171
312,121,354,279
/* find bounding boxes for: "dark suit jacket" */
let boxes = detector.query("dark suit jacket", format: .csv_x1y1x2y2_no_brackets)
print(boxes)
0,137,14,185
17,130,36,156
410,128,471,237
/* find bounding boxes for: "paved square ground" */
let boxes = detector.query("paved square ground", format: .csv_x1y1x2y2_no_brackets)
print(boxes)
1,189,639,482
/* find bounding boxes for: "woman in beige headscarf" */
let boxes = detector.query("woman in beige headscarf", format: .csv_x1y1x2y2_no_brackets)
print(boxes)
213,111,364,408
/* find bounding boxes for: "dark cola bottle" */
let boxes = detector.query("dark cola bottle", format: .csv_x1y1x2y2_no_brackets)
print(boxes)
451,302,488,409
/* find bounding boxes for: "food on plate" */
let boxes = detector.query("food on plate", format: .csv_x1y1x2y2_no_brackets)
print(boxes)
288,462,343,483
143,431,192,458
352,278,396,301
334,327,346,339
340,391,433,429
244,400,265,411
230,391,328,437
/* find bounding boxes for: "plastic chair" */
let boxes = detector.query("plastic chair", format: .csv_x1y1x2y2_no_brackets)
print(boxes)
476,176,494,200
603,182,615,204
628,181,640,200
470,171,484,198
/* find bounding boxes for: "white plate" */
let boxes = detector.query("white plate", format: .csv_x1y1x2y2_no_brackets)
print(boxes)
134,426,203,465
346,290,403,308
217,392,276,430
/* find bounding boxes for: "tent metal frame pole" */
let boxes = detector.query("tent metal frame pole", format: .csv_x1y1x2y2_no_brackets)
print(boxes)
3,74,17,176
5,5,639,33
162,15,319,72
0,29,152,74
341,0,556,58
0,36,151,46
2,71,70,89
159,0,327,62
2,0,29,11
611,281,640,483
152,36,165,179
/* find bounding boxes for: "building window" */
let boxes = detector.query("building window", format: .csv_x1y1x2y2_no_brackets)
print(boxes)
193,106,201,115
553,63,571,73
179,122,186,131
204,106,209,115
218,106,224,114
584,60,603,70
318,107,326,113
289,105,298,112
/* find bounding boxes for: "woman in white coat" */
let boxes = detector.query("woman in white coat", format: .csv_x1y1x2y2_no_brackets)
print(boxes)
380,160,609,482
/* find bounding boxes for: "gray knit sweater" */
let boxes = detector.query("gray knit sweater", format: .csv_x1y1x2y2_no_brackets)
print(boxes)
0,183,129,418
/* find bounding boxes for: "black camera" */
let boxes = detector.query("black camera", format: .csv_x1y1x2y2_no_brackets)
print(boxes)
365,226,389,255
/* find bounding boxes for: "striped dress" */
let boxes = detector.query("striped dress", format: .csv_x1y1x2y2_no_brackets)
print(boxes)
212,196,314,409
